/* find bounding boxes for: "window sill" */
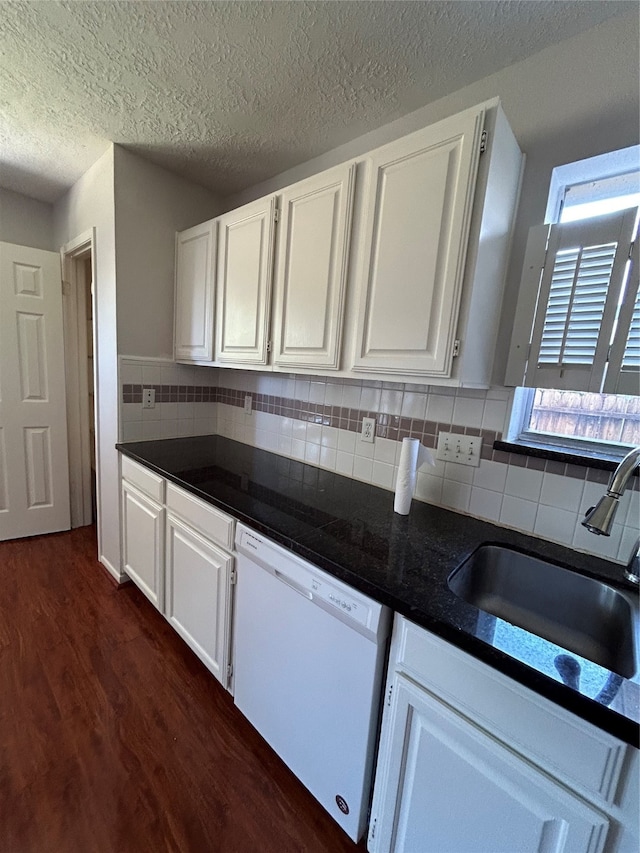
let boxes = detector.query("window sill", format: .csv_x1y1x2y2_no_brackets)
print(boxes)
493,439,638,484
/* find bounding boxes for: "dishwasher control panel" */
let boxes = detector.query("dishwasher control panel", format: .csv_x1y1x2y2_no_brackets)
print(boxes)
311,577,371,629
236,524,385,638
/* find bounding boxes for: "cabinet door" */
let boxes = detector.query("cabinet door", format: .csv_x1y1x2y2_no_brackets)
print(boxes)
165,513,233,687
121,480,164,611
354,106,485,377
215,197,276,365
369,676,609,853
174,220,216,362
272,164,356,369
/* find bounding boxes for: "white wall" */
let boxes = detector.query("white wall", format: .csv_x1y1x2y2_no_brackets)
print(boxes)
0,187,54,250
225,12,640,383
53,147,120,579
113,147,222,359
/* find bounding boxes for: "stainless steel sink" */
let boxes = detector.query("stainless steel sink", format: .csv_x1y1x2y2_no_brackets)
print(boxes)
448,545,638,678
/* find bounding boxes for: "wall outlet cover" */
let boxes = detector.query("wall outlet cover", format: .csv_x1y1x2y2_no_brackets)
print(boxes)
361,417,376,443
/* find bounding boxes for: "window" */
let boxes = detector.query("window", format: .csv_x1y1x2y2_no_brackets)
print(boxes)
506,147,640,458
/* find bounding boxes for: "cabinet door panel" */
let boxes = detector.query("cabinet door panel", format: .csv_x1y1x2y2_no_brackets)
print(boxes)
121,481,164,611
354,106,485,376
165,513,233,686
273,164,356,369
174,221,216,362
216,197,276,365
369,677,608,853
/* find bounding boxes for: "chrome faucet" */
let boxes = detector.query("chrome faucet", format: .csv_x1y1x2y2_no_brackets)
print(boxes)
582,446,640,584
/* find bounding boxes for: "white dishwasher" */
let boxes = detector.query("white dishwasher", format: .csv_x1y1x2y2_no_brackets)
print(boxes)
233,523,391,842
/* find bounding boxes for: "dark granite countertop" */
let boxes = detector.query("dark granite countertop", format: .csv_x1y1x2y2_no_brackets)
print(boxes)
117,435,640,747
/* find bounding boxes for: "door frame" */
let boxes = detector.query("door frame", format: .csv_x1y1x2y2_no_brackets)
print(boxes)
60,229,98,534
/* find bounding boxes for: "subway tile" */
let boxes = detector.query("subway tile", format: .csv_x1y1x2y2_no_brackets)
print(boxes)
452,395,484,427
374,437,397,464
534,505,577,547
482,399,508,433
120,362,143,384
337,430,356,453
291,438,306,461
121,421,143,442
440,480,471,513
401,392,427,421
469,486,502,522
505,466,543,501
426,394,454,424
354,438,375,459
319,446,337,471
540,471,584,509
372,461,394,490
161,419,179,438
335,451,354,477
473,459,508,493
444,461,474,484
414,471,443,505
143,421,163,440
500,496,538,532
573,520,623,561
353,455,373,483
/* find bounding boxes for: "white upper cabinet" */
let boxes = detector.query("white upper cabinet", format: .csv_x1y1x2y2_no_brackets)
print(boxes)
174,220,216,362
215,196,277,366
351,101,523,385
353,106,486,376
173,99,522,384
271,164,356,370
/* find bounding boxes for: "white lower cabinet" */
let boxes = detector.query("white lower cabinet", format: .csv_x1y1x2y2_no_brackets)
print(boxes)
121,480,165,611
165,512,233,684
369,617,637,853
370,675,608,853
120,456,235,690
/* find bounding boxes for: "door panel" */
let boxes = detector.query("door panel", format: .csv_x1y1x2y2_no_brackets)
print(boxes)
215,197,276,365
165,513,233,685
354,107,485,376
370,676,609,853
0,242,70,540
272,164,356,369
121,481,164,610
174,220,216,362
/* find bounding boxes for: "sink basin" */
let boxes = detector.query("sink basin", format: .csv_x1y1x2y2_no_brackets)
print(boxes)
448,545,638,678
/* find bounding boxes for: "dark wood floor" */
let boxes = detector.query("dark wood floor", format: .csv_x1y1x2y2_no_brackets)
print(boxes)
0,527,363,853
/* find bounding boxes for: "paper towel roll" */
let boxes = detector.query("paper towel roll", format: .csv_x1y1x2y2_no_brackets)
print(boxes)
394,438,434,515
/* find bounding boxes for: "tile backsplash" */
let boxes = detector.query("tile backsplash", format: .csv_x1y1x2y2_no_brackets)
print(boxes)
119,362,638,565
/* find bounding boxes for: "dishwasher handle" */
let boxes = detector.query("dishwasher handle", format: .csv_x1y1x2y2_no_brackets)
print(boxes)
274,569,313,600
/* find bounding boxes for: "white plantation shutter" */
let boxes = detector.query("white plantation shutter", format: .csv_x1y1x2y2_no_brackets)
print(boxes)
525,207,638,391
605,236,640,394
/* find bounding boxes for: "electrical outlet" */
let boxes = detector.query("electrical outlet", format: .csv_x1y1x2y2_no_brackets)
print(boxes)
361,417,376,443
436,431,481,466
142,388,156,409
244,395,253,414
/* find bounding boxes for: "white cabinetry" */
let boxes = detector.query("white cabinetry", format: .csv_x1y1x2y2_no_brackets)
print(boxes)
174,220,216,362
121,456,165,611
165,513,233,684
164,482,235,685
369,617,637,853
173,99,522,384
215,196,277,366
119,456,235,689
351,102,522,384
271,163,356,370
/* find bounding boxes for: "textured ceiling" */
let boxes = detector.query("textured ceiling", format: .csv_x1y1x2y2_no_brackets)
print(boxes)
0,0,634,203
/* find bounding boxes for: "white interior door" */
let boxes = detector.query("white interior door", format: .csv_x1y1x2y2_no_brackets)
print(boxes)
0,242,70,540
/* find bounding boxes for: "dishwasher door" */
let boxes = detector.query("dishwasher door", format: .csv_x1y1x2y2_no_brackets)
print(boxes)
233,524,391,842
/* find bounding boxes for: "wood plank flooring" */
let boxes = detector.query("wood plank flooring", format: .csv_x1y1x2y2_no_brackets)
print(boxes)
0,527,363,853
